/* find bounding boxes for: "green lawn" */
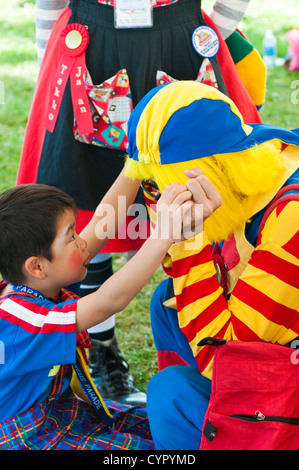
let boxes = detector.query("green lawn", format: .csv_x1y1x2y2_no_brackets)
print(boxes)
0,0,299,391
241,0,299,128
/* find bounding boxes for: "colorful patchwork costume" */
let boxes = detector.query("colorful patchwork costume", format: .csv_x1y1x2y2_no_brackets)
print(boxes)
124,81,299,449
0,284,152,450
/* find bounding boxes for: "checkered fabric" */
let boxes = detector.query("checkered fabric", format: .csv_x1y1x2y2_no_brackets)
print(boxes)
0,387,153,450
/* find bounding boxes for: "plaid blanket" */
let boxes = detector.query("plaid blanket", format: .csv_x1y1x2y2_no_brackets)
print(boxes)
0,387,153,450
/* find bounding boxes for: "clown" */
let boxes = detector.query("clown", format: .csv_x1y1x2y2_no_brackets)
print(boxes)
123,80,299,450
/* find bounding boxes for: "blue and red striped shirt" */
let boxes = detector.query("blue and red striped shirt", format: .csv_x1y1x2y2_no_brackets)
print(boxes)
0,285,78,421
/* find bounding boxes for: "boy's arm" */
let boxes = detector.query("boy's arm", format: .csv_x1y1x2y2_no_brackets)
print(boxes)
76,183,193,332
79,169,141,259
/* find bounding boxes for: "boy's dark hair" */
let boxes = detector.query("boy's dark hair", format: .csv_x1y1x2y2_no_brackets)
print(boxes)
0,184,77,284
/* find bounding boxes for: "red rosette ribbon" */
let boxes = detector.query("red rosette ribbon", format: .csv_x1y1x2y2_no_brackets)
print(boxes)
45,24,93,135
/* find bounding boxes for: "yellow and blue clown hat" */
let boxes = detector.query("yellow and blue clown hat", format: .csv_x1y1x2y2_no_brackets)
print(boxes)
126,80,299,167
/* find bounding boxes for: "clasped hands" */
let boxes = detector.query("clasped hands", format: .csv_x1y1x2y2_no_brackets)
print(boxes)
154,168,222,243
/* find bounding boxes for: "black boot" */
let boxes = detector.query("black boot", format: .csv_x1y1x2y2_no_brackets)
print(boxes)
88,337,146,407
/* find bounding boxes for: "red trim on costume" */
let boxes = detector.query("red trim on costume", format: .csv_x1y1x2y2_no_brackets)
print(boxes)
156,350,190,371
17,8,72,186
203,11,262,124
221,234,240,271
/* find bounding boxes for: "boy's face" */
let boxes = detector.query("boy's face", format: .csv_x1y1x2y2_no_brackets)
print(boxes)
44,208,90,292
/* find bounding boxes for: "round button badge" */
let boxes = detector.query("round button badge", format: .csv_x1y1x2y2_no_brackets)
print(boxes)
192,26,219,58
65,30,83,50
60,23,90,57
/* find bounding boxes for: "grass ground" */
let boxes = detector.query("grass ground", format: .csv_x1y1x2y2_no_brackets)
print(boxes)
0,0,299,391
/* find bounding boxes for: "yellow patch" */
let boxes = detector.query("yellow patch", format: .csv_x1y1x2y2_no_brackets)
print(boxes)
235,49,266,108
48,365,61,377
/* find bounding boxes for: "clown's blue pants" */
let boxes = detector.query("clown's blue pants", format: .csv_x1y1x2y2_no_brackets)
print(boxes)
147,278,211,450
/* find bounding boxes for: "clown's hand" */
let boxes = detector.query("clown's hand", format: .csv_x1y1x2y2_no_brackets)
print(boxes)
153,183,193,244
184,168,223,220
179,199,204,241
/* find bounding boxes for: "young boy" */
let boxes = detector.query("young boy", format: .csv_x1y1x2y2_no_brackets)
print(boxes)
0,181,195,450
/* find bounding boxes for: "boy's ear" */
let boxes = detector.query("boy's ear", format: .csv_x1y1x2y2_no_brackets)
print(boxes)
23,256,46,280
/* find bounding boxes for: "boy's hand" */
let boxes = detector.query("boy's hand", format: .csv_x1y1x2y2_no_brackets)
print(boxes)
153,183,193,244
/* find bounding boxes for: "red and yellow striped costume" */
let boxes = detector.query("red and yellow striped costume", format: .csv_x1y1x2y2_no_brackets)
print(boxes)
166,180,299,379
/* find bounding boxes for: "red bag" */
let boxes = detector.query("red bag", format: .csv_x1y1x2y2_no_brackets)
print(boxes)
199,339,299,450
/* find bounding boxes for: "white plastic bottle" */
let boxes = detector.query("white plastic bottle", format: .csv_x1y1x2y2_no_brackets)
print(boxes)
263,30,277,69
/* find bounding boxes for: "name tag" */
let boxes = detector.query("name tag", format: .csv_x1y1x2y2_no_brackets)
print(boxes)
114,0,153,29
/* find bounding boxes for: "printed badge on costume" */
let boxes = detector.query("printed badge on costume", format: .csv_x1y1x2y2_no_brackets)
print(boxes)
192,26,219,58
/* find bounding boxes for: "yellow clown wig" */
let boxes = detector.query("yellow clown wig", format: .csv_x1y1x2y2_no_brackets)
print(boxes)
124,81,299,241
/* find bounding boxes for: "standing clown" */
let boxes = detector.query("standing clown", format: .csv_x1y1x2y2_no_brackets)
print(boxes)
124,80,299,450
17,0,264,404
